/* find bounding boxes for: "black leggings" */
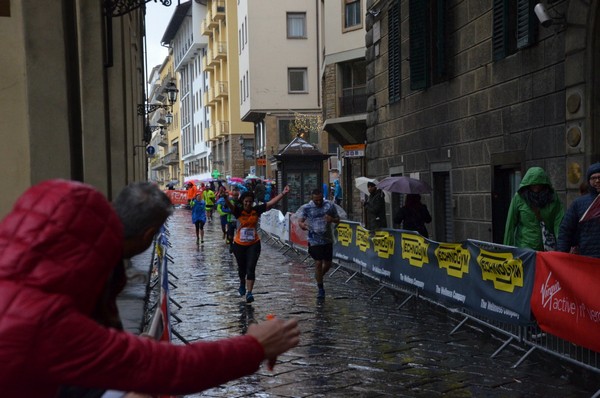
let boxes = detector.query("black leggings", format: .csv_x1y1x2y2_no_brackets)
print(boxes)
232,241,261,281
194,220,205,234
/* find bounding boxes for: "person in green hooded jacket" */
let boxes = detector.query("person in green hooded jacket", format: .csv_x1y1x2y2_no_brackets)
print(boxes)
503,166,564,251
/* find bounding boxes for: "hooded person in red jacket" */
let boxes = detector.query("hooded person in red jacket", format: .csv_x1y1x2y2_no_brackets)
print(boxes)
0,179,300,398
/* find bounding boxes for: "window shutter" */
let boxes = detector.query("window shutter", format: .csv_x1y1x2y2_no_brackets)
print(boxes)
433,0,446,81
492,0,508,60
516,0,537,49
409,0,430,90
388,0,401,103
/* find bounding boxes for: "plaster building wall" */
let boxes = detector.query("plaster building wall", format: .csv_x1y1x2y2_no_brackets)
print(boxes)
364,0,599,243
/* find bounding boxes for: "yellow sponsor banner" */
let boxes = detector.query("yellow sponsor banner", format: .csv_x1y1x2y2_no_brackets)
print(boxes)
373,230,395,259
336,223,353,247
401,232,429,267
356,225,371,252
434,243,470,278
477,249,524,293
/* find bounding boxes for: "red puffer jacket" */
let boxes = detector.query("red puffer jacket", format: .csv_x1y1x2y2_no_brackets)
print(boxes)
0,180,264,397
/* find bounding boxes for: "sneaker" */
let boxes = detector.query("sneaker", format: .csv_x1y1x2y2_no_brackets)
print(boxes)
201,240,204,244
196,237,199,245
317,288,325,299
238,285,246,297
246,292,254,303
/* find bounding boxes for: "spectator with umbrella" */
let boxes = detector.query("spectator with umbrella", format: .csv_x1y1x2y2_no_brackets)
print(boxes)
364,182,387,230
375,176,433,236
393,194,432,238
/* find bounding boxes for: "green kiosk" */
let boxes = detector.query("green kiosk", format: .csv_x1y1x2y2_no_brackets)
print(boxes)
273,135,329,213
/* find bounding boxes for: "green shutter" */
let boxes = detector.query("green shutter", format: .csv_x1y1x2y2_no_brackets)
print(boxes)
409,0,430,90
492,0,508,61
516,0,537,48
388,0,401,103
434,0,446,81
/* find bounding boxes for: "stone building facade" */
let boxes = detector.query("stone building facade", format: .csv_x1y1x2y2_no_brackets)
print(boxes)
364,0,600,243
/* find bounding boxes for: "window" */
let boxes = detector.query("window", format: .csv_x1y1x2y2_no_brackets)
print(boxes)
278,119,293,143
388,0,401,103
409,0,447,90
288,68,308,93
344,0,361,29
287,12,306,38
339,60,367,115
493,0,537,61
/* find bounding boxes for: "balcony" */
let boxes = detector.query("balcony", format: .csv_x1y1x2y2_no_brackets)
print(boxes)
215,81,228,99
208,124,216,140
157,134,168,148
164,149,180,166
202,54,213,71
214,41,227,61
207,87,216,106
338,87,367,117
201,20,211,36
217,121,229,136
207,49,218,67
206,11,217,29
150,157,167,171
212,1,225,20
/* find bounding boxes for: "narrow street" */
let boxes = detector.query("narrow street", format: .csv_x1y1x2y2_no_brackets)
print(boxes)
160,208,599,397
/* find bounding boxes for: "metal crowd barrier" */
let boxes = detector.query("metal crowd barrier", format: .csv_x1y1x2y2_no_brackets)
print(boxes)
258,214,600,398
142,223,188,345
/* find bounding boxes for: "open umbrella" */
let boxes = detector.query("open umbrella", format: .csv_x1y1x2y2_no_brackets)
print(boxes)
377,176,432,194
245,174,261,181
355,177,378,195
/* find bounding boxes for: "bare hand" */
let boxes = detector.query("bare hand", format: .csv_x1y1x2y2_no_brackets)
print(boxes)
247,318,300,370
282,185,290,195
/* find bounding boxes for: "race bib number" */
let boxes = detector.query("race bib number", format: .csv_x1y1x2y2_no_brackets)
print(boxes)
240,227,256,242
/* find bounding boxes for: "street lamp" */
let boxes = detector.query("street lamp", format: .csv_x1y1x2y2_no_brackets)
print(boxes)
165,112,173,125
137,80,179,116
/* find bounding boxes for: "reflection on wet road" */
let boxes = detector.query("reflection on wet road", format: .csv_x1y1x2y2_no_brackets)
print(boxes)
164,208,598,397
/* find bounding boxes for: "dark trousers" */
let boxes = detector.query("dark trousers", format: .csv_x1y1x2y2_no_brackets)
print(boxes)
232,241,261,281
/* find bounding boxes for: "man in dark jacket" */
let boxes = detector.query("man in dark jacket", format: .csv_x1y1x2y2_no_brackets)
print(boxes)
557,162,600,257
364,181,387,230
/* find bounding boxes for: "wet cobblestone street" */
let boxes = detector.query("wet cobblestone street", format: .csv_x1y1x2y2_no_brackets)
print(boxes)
162,208,599,397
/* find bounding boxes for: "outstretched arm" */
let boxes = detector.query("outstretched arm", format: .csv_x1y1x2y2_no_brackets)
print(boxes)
222,189,235,212
266,185,290,210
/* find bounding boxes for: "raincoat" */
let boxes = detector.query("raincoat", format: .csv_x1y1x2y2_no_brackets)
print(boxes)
0,180,264,397
503,167,564,251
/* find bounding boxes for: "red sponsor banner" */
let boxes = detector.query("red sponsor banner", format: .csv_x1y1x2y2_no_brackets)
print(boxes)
165,189,188,205
531,251,600,352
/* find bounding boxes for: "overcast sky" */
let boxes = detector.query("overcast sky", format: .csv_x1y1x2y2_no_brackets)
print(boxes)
144,3,174,79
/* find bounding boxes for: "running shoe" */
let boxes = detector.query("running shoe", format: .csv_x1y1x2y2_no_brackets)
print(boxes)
238,285,246,297
317,288,325,299
246,292,254,303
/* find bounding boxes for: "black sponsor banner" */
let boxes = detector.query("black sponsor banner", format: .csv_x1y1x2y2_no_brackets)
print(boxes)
334,223,535,325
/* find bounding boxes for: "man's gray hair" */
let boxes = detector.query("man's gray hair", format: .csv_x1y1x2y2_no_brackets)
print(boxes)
113,182,174,239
